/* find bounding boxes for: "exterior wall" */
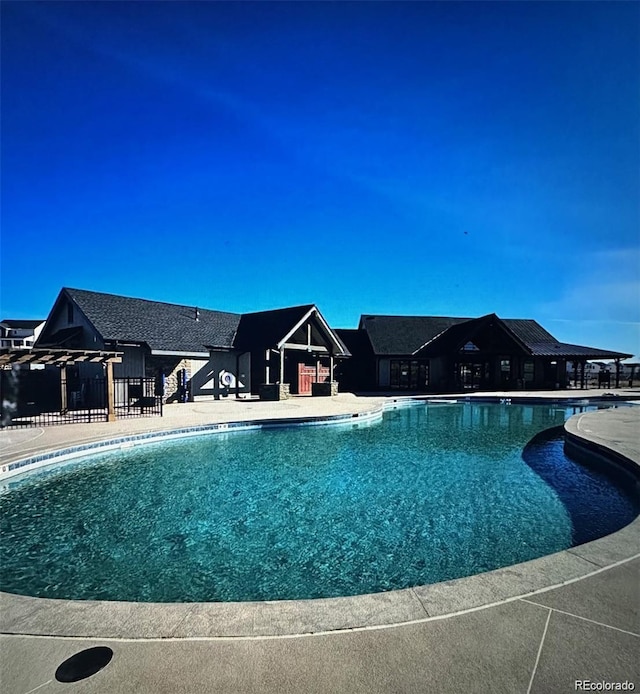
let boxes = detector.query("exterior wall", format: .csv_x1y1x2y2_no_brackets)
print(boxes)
378,358,390,387
149,353,251,403
429,357,449,391
259,383,290,400
146,357,187,403
335,354,376,392
113,346,146,378
189,352,251,400
40,296,105,350
312,381,339,396
371,354,575,393
250,351,268,395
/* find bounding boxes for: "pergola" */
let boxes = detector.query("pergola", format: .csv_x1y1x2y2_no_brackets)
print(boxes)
0,348,122,421
566,354,630,389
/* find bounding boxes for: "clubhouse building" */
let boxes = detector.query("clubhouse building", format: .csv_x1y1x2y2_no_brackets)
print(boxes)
20,288,633,403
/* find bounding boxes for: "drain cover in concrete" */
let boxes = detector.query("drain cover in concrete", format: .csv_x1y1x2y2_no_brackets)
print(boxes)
55,646,113,682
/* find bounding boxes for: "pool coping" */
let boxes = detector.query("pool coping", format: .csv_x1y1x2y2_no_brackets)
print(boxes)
1,399,639,640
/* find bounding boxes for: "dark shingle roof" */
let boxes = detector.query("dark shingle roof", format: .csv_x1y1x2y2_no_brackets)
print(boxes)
416,315,505,355
359,315,469,355
235,305,351,356
334,328,374,358
526,342,632,359
502,319,557,344
360,313,631,360
234,305,315,351
65,288,241,353
1,319,45,329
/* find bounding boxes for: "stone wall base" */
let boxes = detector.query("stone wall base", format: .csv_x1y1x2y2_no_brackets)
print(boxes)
259,383,291,401
312,381,339,397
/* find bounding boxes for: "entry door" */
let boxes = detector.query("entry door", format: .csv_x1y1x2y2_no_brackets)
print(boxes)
298,364,330,395
458,362,489,389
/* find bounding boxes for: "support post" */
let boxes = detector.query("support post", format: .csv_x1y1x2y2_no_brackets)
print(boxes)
60,364,68,413
280,348,285,384
615,359,620,389
106,360,116,422
236,353,240,399
265,349,270,385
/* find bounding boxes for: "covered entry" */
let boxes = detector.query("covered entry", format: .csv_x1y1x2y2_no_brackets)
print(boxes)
232,304,351,400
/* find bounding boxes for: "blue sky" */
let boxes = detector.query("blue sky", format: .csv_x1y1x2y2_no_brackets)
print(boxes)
2,1,638,356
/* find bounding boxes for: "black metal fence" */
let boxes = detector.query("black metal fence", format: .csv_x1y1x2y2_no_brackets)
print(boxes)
114,377,163,419
0,371,162,427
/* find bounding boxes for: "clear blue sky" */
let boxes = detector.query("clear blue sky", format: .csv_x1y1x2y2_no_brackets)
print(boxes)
2,1,638,357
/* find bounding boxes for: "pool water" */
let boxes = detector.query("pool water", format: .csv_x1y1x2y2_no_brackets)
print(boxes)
1,403,637,602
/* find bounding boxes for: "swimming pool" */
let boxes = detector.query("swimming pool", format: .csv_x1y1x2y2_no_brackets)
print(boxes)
1,402,637,602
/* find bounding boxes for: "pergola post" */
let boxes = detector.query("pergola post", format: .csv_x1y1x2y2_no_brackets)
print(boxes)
105,360,116,422
265,349,270,385
60,363,68,413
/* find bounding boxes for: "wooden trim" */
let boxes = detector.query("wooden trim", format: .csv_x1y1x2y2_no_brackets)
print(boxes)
276,307,316,348
282,342,328,353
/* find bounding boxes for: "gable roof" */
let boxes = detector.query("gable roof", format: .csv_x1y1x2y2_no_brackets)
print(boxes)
39,289,350,357
359,315,469,355
415,314,529,356
233,305,315,352
234,304,351,356
62,288,241,354
359,313,631,360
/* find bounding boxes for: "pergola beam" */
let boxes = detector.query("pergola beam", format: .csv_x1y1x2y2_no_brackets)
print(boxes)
0,348,122,367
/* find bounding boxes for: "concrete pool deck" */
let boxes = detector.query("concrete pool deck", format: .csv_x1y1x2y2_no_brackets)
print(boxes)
1,391,638,692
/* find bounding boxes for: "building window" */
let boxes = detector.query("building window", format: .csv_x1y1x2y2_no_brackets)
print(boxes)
523,360,534,385
390,360,429,390
461,341,480,352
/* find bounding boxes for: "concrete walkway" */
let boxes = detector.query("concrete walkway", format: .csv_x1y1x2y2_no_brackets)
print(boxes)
1,392,638,693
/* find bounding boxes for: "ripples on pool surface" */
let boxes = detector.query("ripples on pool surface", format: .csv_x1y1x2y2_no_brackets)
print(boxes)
1,403,637,602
